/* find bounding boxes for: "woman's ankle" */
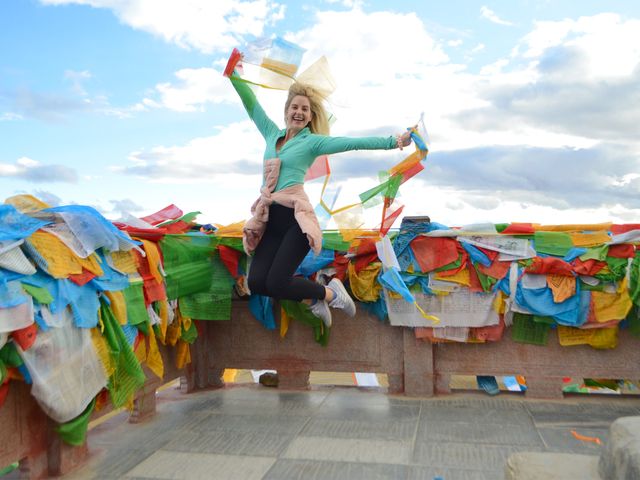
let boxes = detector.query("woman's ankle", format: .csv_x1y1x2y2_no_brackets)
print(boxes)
325,286,335,302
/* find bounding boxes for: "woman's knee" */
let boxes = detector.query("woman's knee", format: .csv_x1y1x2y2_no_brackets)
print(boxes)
264,276,287,299
248,272,268,296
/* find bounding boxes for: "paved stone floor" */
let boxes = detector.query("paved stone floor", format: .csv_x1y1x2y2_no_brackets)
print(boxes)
62,385,640,480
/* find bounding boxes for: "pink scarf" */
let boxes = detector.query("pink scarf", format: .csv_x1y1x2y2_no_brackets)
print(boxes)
243,158,323,256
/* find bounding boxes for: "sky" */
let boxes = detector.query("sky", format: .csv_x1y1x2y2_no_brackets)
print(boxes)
1,0,640,228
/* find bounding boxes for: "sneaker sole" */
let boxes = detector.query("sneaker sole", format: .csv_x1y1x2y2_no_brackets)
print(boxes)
311,301,332,328
329,279,356,317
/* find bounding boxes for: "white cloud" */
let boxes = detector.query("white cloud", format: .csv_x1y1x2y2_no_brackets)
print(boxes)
479,58,508,76
64,69,92,96
324,0,359,7
16,157,39,168
284,6,466,140
109,198,144,215
399,181,636,226
0,157,78,183
480,6,514,26
521,13,640,79
40,0,285,53
4,76,128,122
146,67,236,112
115,120,265,182
0,112,23,121
470,43,485,54
457,13,640,147
8,86,93,122
118,7,465,185
111,7,640,225
32,190,62,207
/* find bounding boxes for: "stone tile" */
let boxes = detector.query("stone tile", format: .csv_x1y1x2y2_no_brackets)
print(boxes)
312,393,421,422
283,436,412,465
135,388,231,419
207,385,330,404
407,465,503,480
412,441,543,470
537,426,609,454
90,409,204,450
420,405,533,426
191,412,309,436
325,387,421,407
314,404,421,423
162,429,294,457
416,420,544,447
324,388,422,408
123,450,276,480
301,417,417,441
263,459,409,480
422,396,528,411
525,401,640,425
191,391,328,417
576,402,640,421
64,447,156,479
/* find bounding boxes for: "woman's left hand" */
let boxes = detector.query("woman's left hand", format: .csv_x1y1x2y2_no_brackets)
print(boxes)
396,128,413,150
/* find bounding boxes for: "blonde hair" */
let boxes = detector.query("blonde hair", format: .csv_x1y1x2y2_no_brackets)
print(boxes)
285,82,330,135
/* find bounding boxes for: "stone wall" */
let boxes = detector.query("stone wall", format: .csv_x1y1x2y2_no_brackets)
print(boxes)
187,301,640,400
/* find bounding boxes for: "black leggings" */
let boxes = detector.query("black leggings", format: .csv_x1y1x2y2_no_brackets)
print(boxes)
248,204,326,302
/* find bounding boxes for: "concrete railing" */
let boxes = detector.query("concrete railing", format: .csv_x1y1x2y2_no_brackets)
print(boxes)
186,301,640,399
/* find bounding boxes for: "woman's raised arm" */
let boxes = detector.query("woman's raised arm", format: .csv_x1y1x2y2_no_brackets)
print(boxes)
229,72,280,141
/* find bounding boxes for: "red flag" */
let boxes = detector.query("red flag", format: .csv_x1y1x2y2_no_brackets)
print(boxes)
223,48,243,78
501,223,535,234
140,204,183,226
304,155,330,181
12,324,37,351
611,224,640,234
608,244,635,258
400,161,424,184
219,245,240,278
380,204,404,236
351,238,379,272
410,237,459,272
162,220,191,234
69,268,97,286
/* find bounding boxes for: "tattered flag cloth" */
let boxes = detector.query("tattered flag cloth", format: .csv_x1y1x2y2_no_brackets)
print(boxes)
1,190,640,452
0,240,35,275
0,204,50,242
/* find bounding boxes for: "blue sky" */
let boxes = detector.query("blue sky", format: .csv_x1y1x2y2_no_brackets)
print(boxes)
1,0,639,227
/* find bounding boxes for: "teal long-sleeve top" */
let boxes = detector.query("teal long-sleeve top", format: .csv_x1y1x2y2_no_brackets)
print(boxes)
230,75,398,192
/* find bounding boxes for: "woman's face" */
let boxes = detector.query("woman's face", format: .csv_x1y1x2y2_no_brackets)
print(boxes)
285,95,312,131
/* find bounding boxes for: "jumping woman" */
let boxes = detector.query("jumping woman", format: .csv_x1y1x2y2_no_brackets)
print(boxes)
229,57,412,327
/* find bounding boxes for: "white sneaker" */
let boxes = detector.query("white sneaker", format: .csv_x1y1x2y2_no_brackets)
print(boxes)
328,278,356,317
310,300,332,327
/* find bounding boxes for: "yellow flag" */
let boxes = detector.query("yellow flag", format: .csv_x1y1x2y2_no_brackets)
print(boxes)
146,322,165,380
280,307,290,338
